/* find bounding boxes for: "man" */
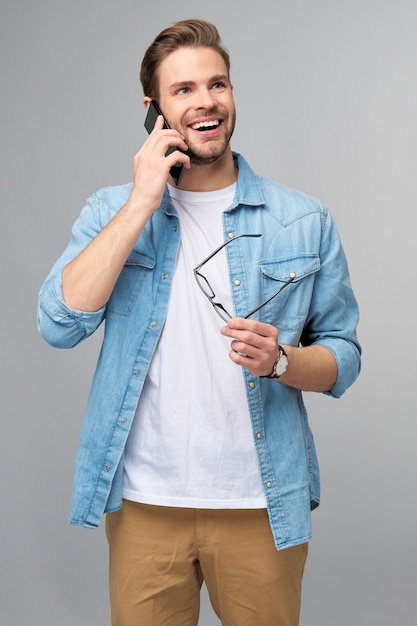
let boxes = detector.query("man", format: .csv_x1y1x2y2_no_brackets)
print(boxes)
38,18,361,626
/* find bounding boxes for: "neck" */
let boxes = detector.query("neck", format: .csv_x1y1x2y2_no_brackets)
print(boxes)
175,148,237,192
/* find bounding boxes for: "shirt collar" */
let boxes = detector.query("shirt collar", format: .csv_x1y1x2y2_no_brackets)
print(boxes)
159,151,266,215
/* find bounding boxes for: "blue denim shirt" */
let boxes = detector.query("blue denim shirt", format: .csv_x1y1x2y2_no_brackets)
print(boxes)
38,153,361,549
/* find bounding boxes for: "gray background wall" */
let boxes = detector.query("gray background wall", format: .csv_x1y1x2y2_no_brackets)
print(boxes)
1,1,416,624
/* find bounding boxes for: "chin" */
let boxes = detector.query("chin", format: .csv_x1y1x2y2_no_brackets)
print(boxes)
189,154,220,166
188,141,230,166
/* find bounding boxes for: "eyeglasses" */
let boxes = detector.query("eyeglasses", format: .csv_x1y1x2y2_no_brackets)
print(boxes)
193,233,295,322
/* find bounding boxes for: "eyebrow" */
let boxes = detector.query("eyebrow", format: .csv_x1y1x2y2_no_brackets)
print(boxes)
168,74,230,92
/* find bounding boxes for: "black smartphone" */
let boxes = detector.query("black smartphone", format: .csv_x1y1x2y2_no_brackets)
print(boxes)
144,99,186,186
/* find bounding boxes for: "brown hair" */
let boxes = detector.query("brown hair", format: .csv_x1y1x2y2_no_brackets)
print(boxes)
140,19,230,99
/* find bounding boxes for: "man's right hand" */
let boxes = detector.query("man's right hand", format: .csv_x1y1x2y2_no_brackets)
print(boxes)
128,114,190,215
62,116,189,313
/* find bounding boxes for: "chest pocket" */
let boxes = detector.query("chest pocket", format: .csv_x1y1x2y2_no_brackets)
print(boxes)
257,255,320,332
106,249,156,316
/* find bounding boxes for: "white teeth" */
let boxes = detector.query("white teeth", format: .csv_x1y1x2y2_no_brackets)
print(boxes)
191,120,220,130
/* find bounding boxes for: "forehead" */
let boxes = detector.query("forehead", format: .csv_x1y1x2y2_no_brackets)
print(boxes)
157,46,229,93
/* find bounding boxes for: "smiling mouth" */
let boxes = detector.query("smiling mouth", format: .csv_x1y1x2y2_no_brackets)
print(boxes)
190,120,221,131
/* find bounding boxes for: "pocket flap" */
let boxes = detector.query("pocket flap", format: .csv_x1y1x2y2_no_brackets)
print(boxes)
259,255,320,282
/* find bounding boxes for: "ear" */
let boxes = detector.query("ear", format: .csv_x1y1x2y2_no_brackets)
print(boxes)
143,96,152,110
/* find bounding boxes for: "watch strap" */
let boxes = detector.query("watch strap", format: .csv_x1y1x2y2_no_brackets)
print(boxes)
260,345,288,379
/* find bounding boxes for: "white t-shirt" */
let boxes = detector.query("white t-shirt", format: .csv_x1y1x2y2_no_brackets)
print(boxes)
123,183,266,508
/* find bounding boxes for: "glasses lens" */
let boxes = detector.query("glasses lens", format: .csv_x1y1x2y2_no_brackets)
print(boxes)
194,271,215,298
212,302,232,322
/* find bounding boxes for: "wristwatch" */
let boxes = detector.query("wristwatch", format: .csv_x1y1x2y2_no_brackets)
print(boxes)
261,345,289,379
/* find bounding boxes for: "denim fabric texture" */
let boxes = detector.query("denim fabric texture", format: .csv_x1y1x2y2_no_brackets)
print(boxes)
38,153,361,549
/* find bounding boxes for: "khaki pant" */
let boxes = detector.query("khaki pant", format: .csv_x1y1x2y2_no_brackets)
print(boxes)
106,499,308,626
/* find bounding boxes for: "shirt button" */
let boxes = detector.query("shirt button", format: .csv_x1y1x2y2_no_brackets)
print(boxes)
256,432,262,439
133,370,141,377
120,419,127,425
173,225,178,231
151,322,158,328
266,481,272,488
234,279,241,286
162,273,168,280
228,232,235,239
104,466,111,472
290,272,296,278
249,382,255,389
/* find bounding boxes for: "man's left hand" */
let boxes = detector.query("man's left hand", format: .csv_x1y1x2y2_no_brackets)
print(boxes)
220,317,280,378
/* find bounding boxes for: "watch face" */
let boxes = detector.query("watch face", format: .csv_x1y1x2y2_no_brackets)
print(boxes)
274,354,288,376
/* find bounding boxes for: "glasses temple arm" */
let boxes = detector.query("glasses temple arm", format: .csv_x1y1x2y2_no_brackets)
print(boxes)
243,275,295,319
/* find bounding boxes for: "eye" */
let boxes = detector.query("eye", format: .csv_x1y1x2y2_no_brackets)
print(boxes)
175,86,190,95
212,81,226,91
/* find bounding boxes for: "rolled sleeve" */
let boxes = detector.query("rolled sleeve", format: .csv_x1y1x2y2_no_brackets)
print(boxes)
322,337,361,398
38,271,105,348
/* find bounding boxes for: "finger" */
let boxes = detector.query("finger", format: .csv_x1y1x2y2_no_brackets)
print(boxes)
222,326,278,352
230,340,262,360
230,332,267,352
153,114,166,130
223,317,277,339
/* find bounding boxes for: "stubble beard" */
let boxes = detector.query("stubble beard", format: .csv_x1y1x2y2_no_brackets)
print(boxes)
185,109,236,167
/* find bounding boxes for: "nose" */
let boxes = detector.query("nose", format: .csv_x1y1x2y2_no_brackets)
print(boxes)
194,87,216,110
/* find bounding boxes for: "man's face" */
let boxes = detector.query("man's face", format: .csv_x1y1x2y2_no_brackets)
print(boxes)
156,46,236,166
